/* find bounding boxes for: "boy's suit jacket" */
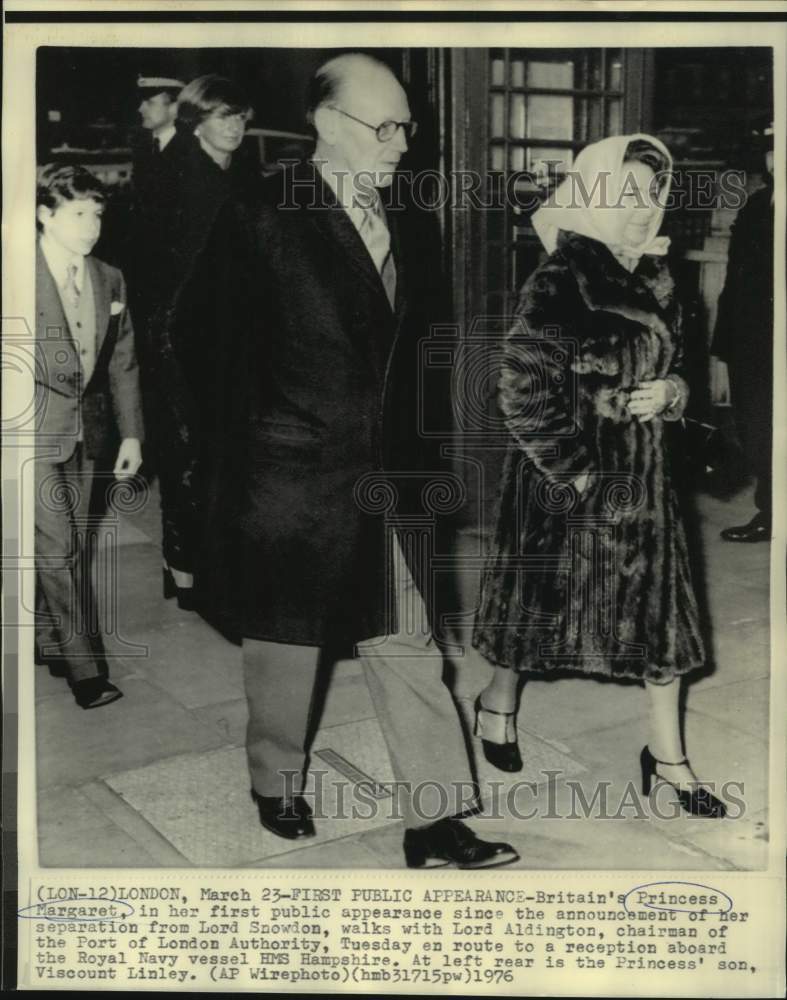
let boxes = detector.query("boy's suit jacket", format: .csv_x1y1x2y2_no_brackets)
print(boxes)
35,243,144,463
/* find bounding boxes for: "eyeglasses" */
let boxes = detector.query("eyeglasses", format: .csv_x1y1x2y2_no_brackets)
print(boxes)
330,106,417,143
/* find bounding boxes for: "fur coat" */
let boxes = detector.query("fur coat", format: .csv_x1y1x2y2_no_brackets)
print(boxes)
472,230,706,683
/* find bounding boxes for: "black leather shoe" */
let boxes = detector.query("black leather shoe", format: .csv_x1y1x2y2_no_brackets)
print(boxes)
250,790,315,840
71,677,123,710
404,818,519,869
474,695,523,772
720,513,770,543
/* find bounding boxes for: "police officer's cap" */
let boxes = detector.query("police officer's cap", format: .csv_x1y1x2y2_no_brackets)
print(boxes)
137,75,185,95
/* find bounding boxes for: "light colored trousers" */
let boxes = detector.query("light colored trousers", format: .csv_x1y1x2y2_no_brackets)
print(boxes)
242,537,476,828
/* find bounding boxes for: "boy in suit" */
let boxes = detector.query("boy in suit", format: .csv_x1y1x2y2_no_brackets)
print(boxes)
35,165,144,708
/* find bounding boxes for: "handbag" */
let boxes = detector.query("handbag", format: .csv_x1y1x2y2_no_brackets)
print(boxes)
670,415,746,494
681,417,724,475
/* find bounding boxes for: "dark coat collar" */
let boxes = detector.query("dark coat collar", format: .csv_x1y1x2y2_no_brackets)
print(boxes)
161,126,193,162
556,230,676,331
284,160,406,319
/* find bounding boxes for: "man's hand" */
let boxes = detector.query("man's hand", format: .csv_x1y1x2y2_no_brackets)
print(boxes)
574,473,590,495
114,438,142,480
709,356,731,405
628,379,676,422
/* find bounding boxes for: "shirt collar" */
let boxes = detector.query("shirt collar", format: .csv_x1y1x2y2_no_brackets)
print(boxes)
314,159,378,231
40,235,86,292
155,123,177,150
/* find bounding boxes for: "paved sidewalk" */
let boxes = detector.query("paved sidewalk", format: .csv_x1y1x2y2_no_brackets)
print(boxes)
34,481,770,870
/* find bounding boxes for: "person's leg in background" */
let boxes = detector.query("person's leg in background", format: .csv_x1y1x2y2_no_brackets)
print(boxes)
752,387,773,529
721,367,772,542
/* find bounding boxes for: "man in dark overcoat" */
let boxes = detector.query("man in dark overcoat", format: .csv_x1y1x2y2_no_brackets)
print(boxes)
126,75,190,453
202,53,518,869
711,121,774,541
127,74,190,310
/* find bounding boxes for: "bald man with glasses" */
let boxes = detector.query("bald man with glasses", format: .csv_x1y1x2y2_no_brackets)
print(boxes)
202,53,519,869
329,105,419,143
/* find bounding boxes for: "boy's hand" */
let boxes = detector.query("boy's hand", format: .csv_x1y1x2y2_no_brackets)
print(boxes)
114,438,142,480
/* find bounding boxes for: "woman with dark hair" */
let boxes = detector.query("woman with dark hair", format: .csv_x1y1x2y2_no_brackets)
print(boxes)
472,134,726,818
151,74,258,608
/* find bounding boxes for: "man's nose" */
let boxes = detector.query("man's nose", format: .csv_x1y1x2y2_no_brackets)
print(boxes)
391,124,408,154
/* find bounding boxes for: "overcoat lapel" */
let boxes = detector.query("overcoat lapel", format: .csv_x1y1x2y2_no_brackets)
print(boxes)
385,204,408,330
297,162,396,313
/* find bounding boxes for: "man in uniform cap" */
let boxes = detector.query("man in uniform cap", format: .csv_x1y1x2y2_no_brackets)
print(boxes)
127,74,190,464
136,75,185,155
711,117,774,542
133,75,189,216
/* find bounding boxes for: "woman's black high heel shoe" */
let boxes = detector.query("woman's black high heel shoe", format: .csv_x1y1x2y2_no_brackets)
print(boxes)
162,567,196,612
640,745,726,818
473,696,523,772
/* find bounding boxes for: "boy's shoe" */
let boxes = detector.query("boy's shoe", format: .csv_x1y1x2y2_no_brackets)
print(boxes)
71,677,123,710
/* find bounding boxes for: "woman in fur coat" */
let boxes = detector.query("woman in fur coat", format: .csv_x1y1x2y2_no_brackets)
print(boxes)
472,134,725,817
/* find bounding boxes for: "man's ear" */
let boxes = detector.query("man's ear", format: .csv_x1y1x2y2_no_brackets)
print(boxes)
313,105,337,146
36,205,53,228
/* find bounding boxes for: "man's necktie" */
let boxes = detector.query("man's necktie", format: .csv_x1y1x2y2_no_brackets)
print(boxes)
360,200,396,309
152,135,161,155
360,200,390,272
62,262,80,311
